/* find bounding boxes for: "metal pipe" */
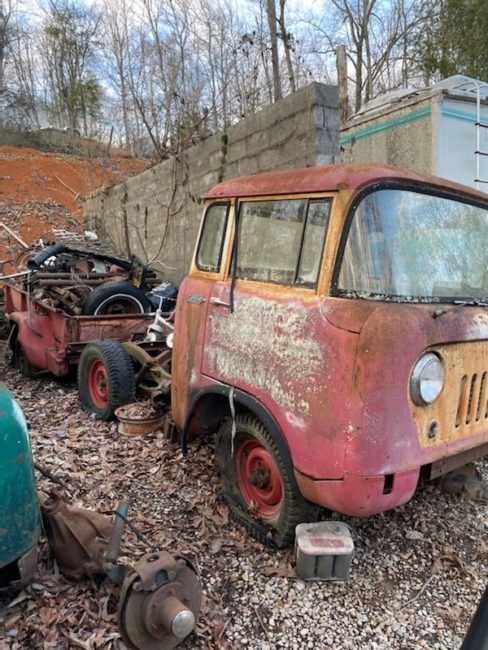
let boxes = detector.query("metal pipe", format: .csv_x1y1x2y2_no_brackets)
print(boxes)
104,500,130,565
36,279,108,287
1,272,159,287
34,272,115,279
0,270,32,280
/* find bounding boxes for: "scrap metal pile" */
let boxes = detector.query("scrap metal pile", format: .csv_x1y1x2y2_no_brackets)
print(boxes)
10,244,168,317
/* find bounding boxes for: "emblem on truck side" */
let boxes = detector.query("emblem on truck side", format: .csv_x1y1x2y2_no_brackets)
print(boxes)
186,294,206,304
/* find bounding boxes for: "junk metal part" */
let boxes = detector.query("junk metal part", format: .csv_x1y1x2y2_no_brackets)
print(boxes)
41,492,113,578
0,382,41,591
124,342,172,401
34,278,160,287
295,521,355,580
115,405,167,436
118,551,201,650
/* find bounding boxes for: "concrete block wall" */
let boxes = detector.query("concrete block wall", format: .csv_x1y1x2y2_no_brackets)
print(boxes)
340,96,437,176
84,83,339,284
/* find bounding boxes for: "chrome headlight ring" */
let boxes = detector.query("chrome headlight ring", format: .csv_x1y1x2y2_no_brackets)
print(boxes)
410,352,445,406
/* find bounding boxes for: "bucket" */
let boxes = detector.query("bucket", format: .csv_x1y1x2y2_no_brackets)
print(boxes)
115,403,166,436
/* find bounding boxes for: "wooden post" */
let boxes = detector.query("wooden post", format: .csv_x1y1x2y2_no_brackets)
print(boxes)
336,45,349,126
0,1,5,92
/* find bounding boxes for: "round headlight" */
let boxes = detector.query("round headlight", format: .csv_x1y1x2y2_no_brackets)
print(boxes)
410,353,445,406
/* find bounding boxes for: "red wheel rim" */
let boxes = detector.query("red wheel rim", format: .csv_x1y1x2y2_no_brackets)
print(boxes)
235,438,283,519
88,359,109,408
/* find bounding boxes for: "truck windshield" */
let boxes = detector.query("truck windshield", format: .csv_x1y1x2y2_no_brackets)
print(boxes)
337,188,488,302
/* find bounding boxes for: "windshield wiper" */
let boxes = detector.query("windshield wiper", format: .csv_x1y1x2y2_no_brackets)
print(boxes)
452,299,488,307
432,299,488,318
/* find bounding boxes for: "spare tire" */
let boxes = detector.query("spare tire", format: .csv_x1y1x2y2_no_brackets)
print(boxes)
82,281,152,316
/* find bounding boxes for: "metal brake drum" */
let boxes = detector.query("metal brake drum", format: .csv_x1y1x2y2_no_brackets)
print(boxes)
118,551,201,650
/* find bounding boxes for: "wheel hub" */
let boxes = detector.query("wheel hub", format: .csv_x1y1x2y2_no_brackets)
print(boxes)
88,360,109,408
236,438,284,520
250,465,271,489
118,551,201,650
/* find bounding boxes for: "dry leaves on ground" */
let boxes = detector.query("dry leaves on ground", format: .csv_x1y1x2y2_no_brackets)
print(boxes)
0,358,487,649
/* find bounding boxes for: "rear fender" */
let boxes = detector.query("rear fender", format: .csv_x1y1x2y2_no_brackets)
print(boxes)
9,311,56,371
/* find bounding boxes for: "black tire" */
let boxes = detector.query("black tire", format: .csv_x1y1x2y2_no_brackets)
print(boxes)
82,281,152,316
78,340,136,420
9,326,38,378
27,244,67,269
216,414,317,548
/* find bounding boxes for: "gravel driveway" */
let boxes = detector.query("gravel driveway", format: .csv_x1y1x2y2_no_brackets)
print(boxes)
1,365,486,649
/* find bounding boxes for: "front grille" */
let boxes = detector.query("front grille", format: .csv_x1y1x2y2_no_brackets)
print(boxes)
410,341,488,447
455,371,488,428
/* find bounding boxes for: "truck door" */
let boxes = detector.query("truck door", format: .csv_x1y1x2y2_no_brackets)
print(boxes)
171,201,231,427
201,196,348,479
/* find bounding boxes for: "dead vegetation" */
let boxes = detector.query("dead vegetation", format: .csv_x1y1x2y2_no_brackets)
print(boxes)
0,359,486,649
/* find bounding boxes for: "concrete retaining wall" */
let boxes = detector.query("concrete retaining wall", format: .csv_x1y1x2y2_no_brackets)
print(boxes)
84,83,339,283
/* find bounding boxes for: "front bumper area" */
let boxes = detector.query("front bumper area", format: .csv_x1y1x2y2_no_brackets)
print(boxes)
295,468,420,517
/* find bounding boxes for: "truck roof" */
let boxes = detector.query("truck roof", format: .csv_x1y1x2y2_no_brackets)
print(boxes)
205,162,488,202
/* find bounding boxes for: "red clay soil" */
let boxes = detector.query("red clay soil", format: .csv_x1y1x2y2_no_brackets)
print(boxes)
0,146,149,267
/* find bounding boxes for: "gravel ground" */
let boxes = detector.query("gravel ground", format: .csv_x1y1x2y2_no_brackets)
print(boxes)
0,362,487,649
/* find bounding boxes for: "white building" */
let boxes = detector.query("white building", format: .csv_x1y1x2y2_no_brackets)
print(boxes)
341,75,488,191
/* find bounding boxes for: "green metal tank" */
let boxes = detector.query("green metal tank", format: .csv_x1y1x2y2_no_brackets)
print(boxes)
0,382,40,590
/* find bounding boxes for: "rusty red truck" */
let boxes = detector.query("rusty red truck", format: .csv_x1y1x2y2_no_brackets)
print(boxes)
171,162,488,547
4,163,488,548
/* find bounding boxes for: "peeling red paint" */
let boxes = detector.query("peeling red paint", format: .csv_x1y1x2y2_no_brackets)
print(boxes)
174,164,488,517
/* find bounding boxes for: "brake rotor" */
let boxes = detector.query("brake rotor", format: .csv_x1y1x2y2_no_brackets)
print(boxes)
118,551,201,650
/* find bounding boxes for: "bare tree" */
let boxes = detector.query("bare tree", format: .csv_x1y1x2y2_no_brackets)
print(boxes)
309,0,428,113
39,0,102,133
102,0,135,152
265,0,282,101
278,0,296,93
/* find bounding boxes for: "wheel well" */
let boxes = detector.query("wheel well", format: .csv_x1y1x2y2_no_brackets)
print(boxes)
184,392,245,436
182,388,294,476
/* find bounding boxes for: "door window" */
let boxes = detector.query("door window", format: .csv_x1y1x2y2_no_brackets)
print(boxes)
196,203,229,272
236,198,331,287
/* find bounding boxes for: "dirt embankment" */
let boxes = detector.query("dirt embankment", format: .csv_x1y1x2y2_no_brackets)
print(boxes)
0,146,149,266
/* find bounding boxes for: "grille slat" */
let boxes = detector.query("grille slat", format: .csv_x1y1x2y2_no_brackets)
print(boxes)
455,375,468,428
476,371,487,421
466,374,478,424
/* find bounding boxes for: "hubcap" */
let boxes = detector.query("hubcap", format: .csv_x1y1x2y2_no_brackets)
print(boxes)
88,359,109,408
235,438,283,519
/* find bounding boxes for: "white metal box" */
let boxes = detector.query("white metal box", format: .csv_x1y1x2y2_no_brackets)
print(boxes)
295,521,354,580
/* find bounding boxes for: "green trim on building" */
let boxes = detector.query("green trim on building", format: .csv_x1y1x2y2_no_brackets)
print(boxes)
340,106,432,145
441,106,486,125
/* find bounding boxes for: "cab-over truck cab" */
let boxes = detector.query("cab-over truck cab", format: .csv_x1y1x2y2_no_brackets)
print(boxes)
171,162,488,548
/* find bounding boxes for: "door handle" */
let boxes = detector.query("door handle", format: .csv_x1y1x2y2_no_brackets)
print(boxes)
210,297,231,308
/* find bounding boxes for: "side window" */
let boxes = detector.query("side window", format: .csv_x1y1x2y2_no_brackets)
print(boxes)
236,198,331,287
196,203,229,272
297,200,331,286
237,199,307,284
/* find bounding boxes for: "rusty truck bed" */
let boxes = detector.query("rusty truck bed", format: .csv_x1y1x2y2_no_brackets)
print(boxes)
3,281,163,376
